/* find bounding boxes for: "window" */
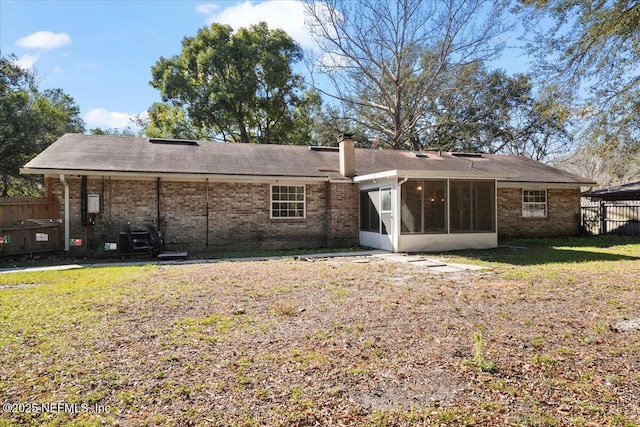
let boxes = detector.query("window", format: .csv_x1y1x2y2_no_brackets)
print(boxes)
449,180,495,232
423,181,446,232
271,185,305,218
401,181,422,233
401,180,446,234
523,189,547,218
401,179,493,234
381,188,392,212
380,187,392,235
361,188,393,234
360,189,380,232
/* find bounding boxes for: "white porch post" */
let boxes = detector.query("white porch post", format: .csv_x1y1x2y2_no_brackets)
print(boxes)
395,177,408,252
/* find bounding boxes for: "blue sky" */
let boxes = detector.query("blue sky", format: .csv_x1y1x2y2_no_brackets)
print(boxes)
1,0,528,131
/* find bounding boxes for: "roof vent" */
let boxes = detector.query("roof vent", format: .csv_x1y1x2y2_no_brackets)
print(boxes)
412,151,428,158
451,152,482,158
309,146,339,151
149,138,199,146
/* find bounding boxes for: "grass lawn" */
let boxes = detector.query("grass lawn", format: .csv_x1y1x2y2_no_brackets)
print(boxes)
0,236,639,426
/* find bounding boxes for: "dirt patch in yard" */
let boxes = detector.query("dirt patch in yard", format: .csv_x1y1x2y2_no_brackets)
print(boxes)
1,253,639,426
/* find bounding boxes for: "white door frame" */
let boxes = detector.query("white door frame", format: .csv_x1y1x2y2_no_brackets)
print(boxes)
379,186,394,251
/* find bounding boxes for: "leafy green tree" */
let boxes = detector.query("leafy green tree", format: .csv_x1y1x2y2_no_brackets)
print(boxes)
135,103,208,140
149,22,317,144
1,54,36,196
517,0,640,167
0,54,84,196
89,127,138,137
518,0,639,92
515,84,573,161
35,88,85,142
422,63,572,161
422,64,527,152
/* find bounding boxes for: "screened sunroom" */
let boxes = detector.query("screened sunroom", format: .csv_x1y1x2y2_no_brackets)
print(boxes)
354,169,509,252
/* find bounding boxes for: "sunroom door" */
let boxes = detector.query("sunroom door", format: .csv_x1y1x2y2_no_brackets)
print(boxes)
379,187,394,251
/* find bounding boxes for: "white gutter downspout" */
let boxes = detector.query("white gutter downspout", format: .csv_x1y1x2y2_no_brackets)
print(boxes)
60,174,70,251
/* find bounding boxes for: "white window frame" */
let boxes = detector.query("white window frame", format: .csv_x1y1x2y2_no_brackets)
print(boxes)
522,189,547,218
270,185,306,219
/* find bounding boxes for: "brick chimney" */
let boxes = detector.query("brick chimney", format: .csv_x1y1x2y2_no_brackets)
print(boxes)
338,133,355,177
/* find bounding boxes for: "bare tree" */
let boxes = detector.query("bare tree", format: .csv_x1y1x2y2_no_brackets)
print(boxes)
555,143,640,188
304,0,510,150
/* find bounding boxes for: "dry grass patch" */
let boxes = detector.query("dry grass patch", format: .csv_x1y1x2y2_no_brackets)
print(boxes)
0,236,639,426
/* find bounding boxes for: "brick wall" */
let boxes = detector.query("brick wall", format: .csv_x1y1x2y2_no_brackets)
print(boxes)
47,176,360,254
497,187,581,239
326,181,360,248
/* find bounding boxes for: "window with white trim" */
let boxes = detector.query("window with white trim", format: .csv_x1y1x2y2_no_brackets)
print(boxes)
523,189,547,218
271,185,305,218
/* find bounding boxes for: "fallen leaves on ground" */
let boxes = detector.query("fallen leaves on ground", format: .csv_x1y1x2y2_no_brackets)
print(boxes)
0,253,639,426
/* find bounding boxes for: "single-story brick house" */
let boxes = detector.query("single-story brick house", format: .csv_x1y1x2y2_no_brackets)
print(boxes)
21,133,595,253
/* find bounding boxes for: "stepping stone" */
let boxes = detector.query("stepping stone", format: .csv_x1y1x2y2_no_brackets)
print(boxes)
410,260,448,267
426,265,466,274
445,263,486,271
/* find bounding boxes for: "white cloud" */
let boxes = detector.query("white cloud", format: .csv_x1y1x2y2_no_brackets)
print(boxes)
196,1,316,50
84,108,138,129
195,3,220,15
14,54,40,70
16,31,72,50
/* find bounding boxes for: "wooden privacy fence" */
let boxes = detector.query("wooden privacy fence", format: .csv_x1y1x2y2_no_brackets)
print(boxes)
0,197,62,256
581,201,640,237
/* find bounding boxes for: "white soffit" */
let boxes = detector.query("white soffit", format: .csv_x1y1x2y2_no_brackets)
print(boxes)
353,169,518,183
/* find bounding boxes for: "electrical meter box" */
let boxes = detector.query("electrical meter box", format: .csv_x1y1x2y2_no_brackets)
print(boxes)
87,194,100,213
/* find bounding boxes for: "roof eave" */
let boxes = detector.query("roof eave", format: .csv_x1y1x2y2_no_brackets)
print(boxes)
583,191,640,200
353,169,519,183
20,167,351,183
500,180,596,189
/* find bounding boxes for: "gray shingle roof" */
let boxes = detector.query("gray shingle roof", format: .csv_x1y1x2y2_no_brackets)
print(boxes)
584,180,640,200
22,133,595,185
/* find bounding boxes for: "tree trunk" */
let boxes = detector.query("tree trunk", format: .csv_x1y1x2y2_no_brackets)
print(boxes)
2,174,8,197
239,121,250,144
